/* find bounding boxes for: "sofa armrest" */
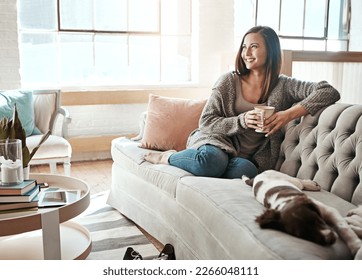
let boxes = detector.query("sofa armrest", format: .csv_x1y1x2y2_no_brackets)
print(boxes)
57,106,71,138
131,111,147,141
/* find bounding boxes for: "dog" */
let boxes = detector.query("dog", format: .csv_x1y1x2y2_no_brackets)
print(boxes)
243,170,362,256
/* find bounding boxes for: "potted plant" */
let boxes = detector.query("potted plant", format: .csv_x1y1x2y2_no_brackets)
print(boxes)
0,105,50,173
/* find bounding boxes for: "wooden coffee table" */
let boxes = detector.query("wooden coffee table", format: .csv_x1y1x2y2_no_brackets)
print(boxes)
0,173,91,260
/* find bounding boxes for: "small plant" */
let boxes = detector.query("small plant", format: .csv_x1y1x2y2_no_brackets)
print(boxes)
0,105,50,168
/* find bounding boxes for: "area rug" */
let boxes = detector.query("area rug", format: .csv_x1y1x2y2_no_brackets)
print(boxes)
73,191,160,260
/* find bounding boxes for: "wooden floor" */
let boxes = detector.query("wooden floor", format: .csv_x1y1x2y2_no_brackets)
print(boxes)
30,159,164,253
30,159,113,195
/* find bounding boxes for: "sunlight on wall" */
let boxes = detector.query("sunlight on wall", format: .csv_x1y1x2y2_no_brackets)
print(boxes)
293,62,362,104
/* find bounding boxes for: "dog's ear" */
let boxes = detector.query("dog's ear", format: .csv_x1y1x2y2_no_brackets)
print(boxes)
256,209,284,231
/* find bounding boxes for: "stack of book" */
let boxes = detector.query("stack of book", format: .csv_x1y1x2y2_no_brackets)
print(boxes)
0,179,40,212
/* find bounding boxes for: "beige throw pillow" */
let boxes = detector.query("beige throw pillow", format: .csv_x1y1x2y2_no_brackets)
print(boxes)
140,94,207,151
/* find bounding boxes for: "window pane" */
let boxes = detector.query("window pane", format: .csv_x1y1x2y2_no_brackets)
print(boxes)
161,0,191,35
280,38,303,50
161,36,191,82
129,36,160,82
234,0,256,38
59,34,94,85
257,0,279,31
18,0,57,30
129,0,159,32
327,40,348,51
328,0,349,40
19,33,58,85
280,0,304,36
303,40,326,51
304,0,326,37
60,0,93,30
94,35,129,83
94,0,127,31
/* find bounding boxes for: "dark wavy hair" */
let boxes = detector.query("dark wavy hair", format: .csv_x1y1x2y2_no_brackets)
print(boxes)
235,26,282,103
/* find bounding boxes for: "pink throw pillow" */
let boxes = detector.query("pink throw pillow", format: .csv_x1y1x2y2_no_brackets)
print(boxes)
140,94,207,151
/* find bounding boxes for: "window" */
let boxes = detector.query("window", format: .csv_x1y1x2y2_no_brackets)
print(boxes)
18,0,192,87
234,0,351,51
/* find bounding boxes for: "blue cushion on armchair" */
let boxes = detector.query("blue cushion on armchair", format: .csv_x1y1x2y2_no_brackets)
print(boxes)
0,90,38,137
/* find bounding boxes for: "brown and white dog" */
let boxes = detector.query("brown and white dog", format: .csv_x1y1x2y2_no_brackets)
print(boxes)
243,170,362,256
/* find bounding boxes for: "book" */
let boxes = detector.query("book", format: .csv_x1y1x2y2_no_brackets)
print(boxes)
0,185,40,203
0,194,39,212
0,179,37,195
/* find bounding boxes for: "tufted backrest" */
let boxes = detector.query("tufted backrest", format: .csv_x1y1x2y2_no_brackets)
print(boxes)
276,103,362,206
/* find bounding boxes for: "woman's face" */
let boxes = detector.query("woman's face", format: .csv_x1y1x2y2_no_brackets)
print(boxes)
241,32,267,71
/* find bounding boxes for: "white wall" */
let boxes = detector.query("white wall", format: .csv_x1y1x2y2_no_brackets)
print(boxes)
0,1,20,89
197,0,234,86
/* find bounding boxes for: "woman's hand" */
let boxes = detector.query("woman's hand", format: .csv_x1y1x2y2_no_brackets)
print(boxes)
243,110,262,130
263,111,291,136
264,105,309,136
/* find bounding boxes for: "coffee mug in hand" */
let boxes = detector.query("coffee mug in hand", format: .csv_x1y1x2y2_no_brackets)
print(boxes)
254,106,275,133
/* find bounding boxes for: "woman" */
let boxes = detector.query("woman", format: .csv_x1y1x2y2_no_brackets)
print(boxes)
144,26,340,178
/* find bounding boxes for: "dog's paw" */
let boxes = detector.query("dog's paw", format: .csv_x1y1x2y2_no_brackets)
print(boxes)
301,179,321,191
345,214,362,227
347,205,362,217
349,224,362,239
242,175,253,186
345,214,362,239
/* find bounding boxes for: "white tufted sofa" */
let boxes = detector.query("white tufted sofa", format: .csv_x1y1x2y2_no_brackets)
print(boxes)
107,103,362,259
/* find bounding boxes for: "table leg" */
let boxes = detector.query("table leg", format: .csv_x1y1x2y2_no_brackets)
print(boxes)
41,209,61,259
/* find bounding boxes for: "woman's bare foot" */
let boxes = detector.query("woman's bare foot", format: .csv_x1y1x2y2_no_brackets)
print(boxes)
144,150,176,164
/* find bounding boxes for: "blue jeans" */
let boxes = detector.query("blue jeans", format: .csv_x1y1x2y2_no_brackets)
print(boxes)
168,144,258,179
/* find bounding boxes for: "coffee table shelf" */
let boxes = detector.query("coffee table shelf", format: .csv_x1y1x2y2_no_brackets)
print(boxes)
0,173,91,260
0,221,91,260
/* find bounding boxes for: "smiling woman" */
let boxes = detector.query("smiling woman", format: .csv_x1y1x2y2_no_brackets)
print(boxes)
144,26,340,179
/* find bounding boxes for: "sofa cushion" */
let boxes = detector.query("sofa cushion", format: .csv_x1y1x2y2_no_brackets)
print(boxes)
112,137,192,197
176,176,354,259
140,94,206,151
27,135,72,159
0,90,38,137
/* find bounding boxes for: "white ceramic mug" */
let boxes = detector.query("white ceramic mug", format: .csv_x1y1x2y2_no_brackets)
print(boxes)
254,106,275,133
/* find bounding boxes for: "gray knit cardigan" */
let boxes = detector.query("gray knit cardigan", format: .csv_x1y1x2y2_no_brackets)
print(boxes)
187,71,341,172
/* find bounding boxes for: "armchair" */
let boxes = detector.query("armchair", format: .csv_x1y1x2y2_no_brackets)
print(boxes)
27,90,72,176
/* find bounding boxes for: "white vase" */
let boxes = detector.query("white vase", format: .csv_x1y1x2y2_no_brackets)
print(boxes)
23,166,30,180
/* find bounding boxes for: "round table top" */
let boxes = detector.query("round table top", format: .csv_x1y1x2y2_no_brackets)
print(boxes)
0,173,90,236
